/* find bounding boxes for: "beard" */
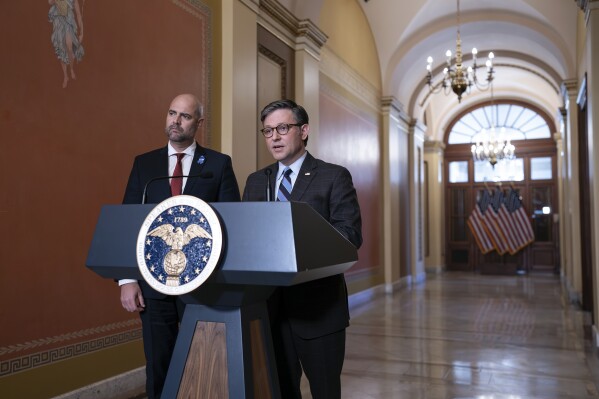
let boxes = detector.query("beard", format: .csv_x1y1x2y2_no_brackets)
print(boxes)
165,124,194,143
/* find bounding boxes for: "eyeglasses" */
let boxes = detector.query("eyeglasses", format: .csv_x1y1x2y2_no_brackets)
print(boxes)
260,123,302,138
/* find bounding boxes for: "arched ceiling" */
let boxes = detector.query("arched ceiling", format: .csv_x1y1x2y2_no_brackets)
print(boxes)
278,0,579,141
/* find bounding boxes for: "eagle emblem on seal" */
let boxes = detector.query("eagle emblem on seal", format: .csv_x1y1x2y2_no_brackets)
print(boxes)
137,195,223,295
148,224,212,286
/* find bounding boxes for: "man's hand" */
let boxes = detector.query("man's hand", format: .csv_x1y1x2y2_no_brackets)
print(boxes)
120,282,145,312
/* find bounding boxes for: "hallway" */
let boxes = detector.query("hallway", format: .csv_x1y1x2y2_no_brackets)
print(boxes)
120,272,599,399
331,272,599,399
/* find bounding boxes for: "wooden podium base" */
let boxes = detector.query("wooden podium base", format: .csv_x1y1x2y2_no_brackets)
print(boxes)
161,302,280,399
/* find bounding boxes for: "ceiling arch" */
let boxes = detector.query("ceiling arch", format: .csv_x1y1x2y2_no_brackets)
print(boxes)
389,10,574,111
277,0,578,143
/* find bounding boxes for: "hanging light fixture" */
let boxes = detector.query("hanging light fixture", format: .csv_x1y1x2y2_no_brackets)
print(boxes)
425,0,495,102
471,84,515,167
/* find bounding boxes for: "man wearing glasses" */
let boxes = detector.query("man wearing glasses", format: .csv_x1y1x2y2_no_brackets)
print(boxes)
243,99,362,399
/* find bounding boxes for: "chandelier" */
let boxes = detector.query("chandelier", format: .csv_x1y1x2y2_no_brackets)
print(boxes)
471,128,515,167
470,86,515,166
425,0,495,102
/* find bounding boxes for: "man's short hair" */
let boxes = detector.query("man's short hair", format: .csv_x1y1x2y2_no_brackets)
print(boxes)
260,99,309,146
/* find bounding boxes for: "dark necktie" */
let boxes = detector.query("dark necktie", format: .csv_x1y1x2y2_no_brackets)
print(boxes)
276,168,293,202
170,153,185,196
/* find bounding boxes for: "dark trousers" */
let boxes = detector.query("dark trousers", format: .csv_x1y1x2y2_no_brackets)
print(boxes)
272,317,346,399
139,296,185,399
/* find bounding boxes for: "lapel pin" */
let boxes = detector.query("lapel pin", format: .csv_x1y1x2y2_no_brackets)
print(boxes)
305,172,311,176
198,155,206,165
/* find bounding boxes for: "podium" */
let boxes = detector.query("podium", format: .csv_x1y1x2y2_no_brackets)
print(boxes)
86,202,358,398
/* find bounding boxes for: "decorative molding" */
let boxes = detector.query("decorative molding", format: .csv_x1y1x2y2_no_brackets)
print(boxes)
381,96,411,130
258,0,328,59
424,140,446,154
575,0,599,24
575,0,587,11
258,44,288,99
561,79,578,99
320,74,378,125
381,96,403,115
320,48,380,115
297,19,328,53
0,320,141,377
239,0,260,13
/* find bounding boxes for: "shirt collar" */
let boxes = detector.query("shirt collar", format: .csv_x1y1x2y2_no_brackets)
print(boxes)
168,141,196,157
277,151,307,180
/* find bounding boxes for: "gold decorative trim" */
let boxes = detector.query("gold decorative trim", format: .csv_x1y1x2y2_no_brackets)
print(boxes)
0,320,141,377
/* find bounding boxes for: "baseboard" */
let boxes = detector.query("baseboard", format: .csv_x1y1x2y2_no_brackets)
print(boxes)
51,367,145,399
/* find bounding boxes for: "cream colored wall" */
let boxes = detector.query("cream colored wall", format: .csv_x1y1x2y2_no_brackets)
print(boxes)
320,0,381,90
295,41,324,157
381,98,408,291
561,81,582,303
221,0,259,192
319,0,417,290
560,6,591,309
257,52,281,169
424,140,446,273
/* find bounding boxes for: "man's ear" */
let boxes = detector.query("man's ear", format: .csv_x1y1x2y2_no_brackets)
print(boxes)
300,124,310,140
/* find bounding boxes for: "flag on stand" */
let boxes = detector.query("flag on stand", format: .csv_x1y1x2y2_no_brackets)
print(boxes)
467,189,496,254
482,188,510,255
490,188,519,255
504,188,535,248
468,187,535,255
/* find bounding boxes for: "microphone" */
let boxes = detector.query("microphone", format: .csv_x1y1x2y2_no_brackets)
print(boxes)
264,169,272,202
141,172,214,204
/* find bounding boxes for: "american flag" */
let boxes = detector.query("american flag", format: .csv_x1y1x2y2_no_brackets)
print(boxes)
468,189,500,254
504,188,535,249
467,199,494,254
468,188,534,255
490,188,520,255
481,189,509,255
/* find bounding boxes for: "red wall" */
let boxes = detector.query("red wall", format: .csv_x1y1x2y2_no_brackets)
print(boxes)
319,91,381,276
0,0,213,374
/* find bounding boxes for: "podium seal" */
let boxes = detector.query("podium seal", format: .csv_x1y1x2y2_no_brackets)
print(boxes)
136,195,223,295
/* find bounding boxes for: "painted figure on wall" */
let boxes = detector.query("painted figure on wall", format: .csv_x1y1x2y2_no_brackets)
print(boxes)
48,0,85,88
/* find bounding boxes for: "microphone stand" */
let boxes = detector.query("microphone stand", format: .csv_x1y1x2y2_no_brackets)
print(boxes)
265,169,272,202
141,172,213,204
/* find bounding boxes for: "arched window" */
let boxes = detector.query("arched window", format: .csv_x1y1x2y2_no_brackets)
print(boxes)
448,103,551,144
446,102,552,182
443,101,559,273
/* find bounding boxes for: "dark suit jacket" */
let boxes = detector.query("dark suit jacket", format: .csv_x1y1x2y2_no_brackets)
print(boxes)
123,143,241,298
243,152,362,339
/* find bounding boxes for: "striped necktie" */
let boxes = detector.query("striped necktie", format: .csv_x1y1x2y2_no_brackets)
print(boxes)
277,168,293,201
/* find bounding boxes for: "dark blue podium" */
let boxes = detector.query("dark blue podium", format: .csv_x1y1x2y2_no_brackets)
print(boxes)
86,202,358,399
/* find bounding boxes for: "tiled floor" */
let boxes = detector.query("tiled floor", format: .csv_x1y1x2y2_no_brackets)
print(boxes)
322,272,599,399
129,272,599,398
